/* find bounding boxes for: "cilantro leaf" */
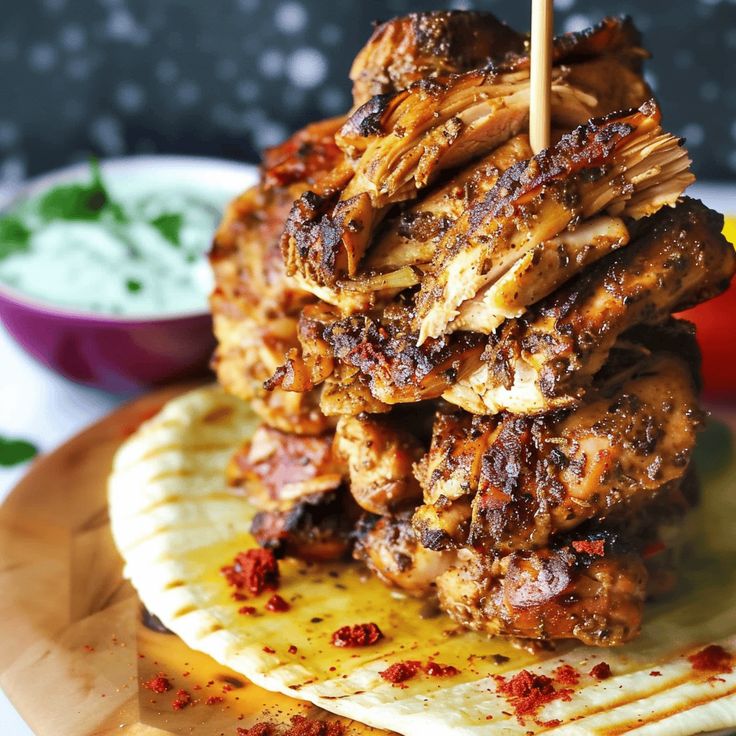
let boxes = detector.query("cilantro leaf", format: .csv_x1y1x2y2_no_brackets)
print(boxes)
0,215,31,259
36,157,126,223
0,436,38,466
151,212,183,246
125,278,142,293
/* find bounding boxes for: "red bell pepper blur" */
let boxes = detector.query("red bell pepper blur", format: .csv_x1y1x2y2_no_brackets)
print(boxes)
677,216,736,397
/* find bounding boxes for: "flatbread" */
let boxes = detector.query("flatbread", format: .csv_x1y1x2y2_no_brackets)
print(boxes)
108,385,736,735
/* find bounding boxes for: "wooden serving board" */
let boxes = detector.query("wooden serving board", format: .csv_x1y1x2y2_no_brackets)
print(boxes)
0,385,389,736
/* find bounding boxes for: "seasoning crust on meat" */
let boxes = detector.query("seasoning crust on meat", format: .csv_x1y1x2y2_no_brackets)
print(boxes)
210,9,736,648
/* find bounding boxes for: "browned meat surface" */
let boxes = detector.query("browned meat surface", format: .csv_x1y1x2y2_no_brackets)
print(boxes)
228,424,344,509
334,414,424,514
209,11,734,648
210,117,348,435
267,299,487,404
266,105,701,412
435,470,694,647
413,340,702,553
251,490,360,562
353,512,456,596
415,101,691,343
283,18,651,290
437,532,647,646
448,198,735,415
365,135,534,272
350,11,525,106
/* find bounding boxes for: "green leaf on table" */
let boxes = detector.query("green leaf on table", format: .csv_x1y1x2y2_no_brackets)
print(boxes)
150,212,183,246
0,215,31,259
0,436,38,466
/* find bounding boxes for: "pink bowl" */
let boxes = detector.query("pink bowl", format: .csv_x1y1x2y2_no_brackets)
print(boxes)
0,287,216,392
0,156,257,393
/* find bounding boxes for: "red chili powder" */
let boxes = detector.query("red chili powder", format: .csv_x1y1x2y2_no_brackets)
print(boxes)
688,645,733,673
288,645,298,654
238,717,344,736
239,606,257,616
143,675,171,694
572,539,605,556
263,646,276,654
589,662,612,680
221,549,279,595
649,670,662,677
265,594,291,612
237,725,272,736
380,661,421,684
206,695,224,705
171,689,191,710
283,716,344,736
424,662,460,677
331,623,383,648
493,670,572,724
553,664,580,686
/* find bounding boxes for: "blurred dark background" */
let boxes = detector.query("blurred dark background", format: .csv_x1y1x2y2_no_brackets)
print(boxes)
2,0,735,185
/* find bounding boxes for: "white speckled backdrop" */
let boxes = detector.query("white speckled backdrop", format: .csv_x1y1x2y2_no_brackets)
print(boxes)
0,0,734,185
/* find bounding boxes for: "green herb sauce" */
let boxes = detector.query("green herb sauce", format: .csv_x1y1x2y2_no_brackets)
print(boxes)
0,160,232,316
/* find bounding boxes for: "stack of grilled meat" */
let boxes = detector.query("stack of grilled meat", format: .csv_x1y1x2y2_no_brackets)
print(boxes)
210,12,736,646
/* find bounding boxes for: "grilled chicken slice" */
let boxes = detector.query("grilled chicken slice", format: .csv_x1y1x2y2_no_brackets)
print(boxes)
228,424,344,510
251,489,360,562
437,532,647,646
334,414,424,514
365,135,534,272
266,299,487,404
353,512,456,596
284,18,650,289
339,16,647,160
445,198,735,415
414,325,702,552
319,375,392,417
412,492,473,552
467,353,702,553
449,215,630,334
350,11,525,106
211,117,349,434
415,101,693,343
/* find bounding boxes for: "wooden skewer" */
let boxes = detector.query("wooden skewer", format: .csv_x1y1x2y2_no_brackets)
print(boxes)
530,0,554,154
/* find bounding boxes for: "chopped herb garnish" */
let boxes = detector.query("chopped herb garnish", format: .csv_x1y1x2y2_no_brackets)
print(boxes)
36,157,126,223
126,278,143,293
0,436,38,466
0,215,31,259
150,212,183,246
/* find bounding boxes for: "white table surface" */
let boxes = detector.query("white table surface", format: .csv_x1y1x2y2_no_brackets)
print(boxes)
0,183,733,734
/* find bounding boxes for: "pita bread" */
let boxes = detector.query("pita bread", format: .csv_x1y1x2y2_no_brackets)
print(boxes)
109,385,736,735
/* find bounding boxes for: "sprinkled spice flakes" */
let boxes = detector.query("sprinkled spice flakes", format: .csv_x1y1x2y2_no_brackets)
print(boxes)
236,716,344,736
589,662,612,680
143,674,172,694
571,539,606,556
380,660,461,686
171,689,192,710
688,644,733,673
553,664,580,686
222,549,280,595
331,622,383,648
493,670,573,725
265,594,291,612
380,660,421,685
